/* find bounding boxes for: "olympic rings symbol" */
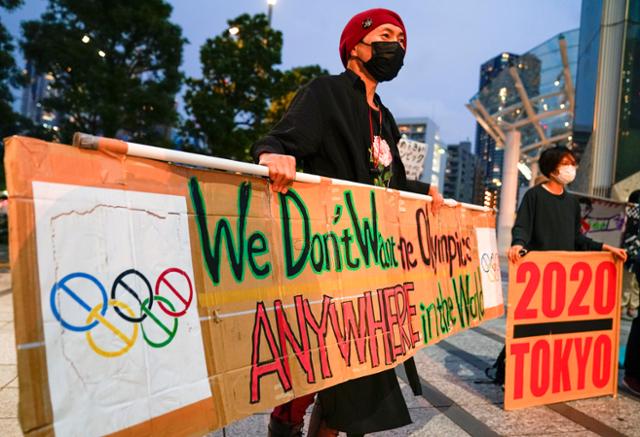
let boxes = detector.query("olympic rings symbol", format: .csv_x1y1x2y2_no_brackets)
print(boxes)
480,253,501,283
50,267,193,358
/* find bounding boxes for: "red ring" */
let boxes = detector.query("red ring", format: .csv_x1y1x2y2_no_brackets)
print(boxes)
154,267,193,317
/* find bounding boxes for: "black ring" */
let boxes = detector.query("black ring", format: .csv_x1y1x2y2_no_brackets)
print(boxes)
110,269,153,323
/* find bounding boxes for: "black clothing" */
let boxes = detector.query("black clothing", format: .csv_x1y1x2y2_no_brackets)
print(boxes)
252,69,429,194
625,267,640,379
623,203,640,274
511,184,603,252
252,70,428,434
490,184,605,385
624,205,640,379
320,369,411,434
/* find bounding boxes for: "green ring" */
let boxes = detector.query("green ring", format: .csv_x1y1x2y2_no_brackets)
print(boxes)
140,295,179,348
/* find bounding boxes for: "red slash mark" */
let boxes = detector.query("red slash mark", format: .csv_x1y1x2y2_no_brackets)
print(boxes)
155,267,194,316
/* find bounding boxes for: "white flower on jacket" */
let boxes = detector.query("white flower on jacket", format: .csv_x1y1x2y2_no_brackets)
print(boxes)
373,136,393,167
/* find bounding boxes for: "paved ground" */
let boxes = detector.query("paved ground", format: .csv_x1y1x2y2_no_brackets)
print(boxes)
1,266,639,436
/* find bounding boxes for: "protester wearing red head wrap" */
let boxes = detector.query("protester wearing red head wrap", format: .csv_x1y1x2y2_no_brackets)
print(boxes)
253,8,444,437
338,8,406,67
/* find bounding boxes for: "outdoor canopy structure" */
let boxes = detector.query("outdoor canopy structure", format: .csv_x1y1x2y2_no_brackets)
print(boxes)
466,30,579,254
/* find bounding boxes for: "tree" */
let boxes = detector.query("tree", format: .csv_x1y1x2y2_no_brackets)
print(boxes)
265,65,328,126
0,0,33,191
21,0,185,146
183,13,327,161
0,0,29,140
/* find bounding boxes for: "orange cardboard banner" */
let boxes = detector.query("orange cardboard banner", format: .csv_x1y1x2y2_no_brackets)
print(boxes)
505,251,622,410
5,136,504,436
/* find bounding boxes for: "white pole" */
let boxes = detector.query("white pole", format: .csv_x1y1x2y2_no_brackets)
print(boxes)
497,129,522,255
590,0,626,197
529,161,540,187
73,133,491,212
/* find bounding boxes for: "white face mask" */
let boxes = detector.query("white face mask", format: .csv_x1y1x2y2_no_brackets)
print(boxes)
555,165,576,185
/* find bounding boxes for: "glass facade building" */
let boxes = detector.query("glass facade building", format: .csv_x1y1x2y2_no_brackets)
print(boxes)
475,53,520,200
471,30,579,156
617,0,640,183
573,0,603,152
468,30,579,207
572,0,640,195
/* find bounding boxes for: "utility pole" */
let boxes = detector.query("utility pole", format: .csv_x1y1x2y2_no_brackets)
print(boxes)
267,0,277,26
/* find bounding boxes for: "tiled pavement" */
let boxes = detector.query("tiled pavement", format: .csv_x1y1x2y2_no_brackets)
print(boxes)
1,269,639,436
0,271,20,437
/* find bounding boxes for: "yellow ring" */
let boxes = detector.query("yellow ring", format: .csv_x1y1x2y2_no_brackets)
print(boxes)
85,299,139,358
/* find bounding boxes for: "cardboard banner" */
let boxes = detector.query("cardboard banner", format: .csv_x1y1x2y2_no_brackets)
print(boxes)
5,136,504,436
505,251,622,410
577,193,627,247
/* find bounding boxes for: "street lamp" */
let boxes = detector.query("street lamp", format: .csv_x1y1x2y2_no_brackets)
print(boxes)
267,0,277,26
228,26,239,36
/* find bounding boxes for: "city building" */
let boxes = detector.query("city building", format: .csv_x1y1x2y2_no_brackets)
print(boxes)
475,52,520,205
442,140,481,204
572,0,640,200
20,61,59,133
396,117,447,189
467,29,579,253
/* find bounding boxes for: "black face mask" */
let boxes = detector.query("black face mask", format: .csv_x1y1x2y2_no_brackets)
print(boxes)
360,41,405,82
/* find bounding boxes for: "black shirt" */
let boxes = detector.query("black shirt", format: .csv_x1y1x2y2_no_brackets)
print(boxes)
512,184,603,251
252,69,430,195
251,69,424,433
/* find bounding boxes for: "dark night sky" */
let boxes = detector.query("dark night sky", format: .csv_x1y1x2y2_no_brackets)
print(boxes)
4,0,582,146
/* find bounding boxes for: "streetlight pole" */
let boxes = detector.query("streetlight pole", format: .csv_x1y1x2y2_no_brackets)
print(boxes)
267,0,277,26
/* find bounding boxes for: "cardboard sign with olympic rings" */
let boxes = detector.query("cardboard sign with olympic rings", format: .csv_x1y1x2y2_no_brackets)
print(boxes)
50,268,193,357
6,136,504,436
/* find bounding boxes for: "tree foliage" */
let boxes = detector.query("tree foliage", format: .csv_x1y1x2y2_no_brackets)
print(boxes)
21,0,185,146
0,0,28,140
183,13,327,161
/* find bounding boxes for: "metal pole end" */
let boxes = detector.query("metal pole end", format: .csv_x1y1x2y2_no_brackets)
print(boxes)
72,132,100,150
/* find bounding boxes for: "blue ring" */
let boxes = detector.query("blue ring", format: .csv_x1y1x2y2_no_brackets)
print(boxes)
50,272,108,332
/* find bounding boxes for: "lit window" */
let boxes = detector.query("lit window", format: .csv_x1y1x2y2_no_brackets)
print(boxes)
499,87,507,103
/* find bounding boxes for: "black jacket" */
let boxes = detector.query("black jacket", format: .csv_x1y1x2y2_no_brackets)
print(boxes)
511,185,603,251
252,69,430,194
252,70,426,434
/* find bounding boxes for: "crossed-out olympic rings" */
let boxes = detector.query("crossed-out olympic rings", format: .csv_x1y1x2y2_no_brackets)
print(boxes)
50,267,193,358
480,253,501,283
